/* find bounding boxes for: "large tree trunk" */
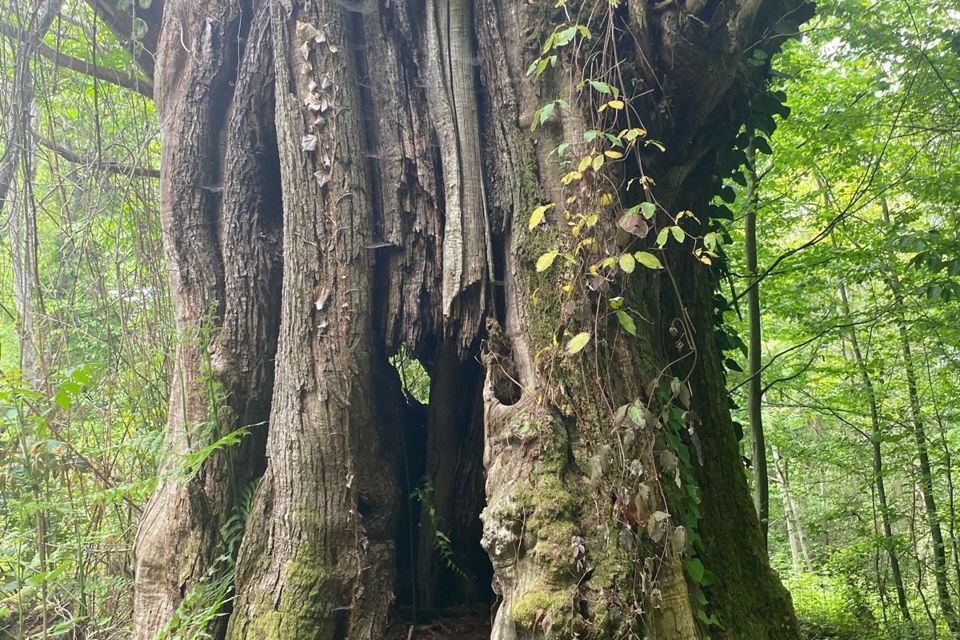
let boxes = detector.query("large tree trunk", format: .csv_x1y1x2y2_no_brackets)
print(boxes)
129,1,283,635
99,0,814,638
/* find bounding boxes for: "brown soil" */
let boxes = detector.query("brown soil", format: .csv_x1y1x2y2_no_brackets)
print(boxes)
384,605,494,640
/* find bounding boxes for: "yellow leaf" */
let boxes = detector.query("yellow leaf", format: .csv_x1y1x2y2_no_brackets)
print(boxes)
605,150,624,159
578,155,593,173
561,170,582,185
536,250,559,272
607,99,625,110
619,253,636,273
566,331,591,355
527,203,554,231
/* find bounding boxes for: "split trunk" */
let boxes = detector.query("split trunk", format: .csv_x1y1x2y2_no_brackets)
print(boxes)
94,0,812,637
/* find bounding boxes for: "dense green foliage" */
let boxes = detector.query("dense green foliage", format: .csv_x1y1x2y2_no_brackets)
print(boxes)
722,1,960,637
2,0,960,637
0,1,166,636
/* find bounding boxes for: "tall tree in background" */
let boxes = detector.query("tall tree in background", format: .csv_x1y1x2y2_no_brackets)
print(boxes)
1,0,61,385
89,0,813,638
743,138,770,544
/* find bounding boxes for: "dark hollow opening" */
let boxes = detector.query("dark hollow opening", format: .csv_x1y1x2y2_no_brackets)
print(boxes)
389,342,494,635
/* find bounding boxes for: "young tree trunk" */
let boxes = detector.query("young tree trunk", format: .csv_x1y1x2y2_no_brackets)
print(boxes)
93,0,814,637
876,202,958,634
1,0,62,386
887,272,958,633
837,279,912,623
743,140,769,544
771,445,812,573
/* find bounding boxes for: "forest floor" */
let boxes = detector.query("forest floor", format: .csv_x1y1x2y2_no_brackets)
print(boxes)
384,605,493,640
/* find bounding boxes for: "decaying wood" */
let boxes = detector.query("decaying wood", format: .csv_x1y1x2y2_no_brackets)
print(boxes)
84,0,816,637
131,1,281,636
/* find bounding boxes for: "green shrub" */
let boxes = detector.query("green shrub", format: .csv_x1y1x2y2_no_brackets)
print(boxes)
786,573,877,640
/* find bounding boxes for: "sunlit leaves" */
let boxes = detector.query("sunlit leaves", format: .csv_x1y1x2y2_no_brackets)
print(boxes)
634,251,663,270
617,311,637,336
528,203,554,231
565,331,591,354
536,250,559,272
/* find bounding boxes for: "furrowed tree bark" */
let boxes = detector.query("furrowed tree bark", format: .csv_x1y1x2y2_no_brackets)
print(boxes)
99,0,816,638
224,3,405,636
129,0,283,636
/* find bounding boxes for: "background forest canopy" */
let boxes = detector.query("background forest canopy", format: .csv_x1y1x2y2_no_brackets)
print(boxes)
0,0,959,638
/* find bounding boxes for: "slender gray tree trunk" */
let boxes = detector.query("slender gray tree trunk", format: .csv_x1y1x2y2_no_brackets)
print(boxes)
743,139,769,544
837,279,912,624
772,445,812,573
1,0,62,386
888,273,957,634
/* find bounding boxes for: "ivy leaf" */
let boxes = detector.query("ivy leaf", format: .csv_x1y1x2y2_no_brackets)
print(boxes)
589,79,613,95
536,250,559,272
617,311,637,336
640,202,657,218
619,253,636,273
684,557,706,584
634,251,663,270
566,332,591,355
671,226,686,243
553,26,578,48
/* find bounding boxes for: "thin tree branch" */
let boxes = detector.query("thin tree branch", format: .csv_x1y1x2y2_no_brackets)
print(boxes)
37,136,159,178
0,20,153,97
85,0,164,78
732,63,918,305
